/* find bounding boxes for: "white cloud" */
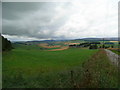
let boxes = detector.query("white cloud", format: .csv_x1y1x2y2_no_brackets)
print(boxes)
2,0,119,41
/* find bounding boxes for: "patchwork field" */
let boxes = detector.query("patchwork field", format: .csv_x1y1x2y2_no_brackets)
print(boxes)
2,42,119,88
38,43,61,48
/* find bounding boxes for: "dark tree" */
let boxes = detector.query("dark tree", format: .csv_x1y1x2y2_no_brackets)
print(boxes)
111,45,114,48
1,35,12,51
102,44,105,48
89,44,98,49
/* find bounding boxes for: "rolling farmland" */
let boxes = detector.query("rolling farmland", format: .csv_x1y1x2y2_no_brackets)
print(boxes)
2,41,119,88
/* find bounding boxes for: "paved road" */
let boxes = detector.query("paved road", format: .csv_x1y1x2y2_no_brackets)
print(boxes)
105,49,119,67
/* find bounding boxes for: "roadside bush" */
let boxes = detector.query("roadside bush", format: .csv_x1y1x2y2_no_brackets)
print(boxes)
89,44,98,49
111,45,114,48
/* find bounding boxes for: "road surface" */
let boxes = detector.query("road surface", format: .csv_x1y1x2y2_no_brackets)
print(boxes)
105,49,119,67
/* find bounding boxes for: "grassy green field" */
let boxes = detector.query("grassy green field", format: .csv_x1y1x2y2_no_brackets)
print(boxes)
3,48,98,76
2,44,119,88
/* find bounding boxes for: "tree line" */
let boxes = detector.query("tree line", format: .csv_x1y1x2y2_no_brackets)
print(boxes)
0,35,12,51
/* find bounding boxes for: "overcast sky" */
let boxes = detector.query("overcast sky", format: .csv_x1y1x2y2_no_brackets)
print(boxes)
2,0,119,41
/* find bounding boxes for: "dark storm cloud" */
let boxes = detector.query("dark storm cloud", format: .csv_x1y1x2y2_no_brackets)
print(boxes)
2,2,70,40
2,2,59,20
3,2,41,20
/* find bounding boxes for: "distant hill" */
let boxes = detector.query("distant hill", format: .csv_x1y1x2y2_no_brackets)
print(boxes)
13,39,69,45
12,37,119,44
75,37,118,41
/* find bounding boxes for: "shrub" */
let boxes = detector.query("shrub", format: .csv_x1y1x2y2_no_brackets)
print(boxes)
89,44,98,49
1,35,12,51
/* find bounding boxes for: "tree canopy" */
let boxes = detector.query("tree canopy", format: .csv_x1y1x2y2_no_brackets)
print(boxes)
0,35,12,51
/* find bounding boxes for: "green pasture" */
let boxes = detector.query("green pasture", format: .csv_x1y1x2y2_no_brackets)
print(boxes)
2,43,119,88
3,47,98,76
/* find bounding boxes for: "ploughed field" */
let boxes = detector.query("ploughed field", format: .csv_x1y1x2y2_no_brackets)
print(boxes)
2,44,118,88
